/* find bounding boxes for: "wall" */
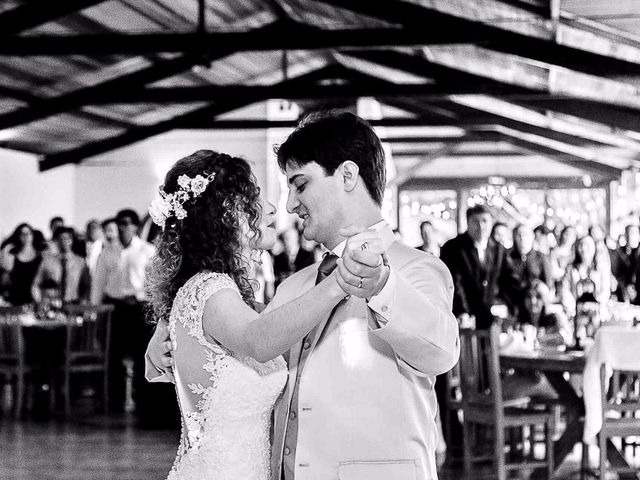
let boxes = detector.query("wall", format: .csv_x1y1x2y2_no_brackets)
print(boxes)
0,130,274,241
0,148,75,240
74,128,271,228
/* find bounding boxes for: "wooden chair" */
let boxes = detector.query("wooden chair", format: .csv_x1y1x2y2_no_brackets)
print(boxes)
443,359,463,467
459,325,554,480
597,365,640,480
61,304,113,416
0,306,32,418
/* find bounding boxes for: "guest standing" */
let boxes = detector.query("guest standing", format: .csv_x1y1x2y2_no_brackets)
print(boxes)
92,210,154,413
509,224,554,324
1,223,45,305
31,226,90,304
418,220,440,256
561,235,610,314
440,205,520,329
84,219,104,277
611,224,639,303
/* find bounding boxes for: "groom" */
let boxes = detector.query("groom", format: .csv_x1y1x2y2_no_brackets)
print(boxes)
147,111,459,480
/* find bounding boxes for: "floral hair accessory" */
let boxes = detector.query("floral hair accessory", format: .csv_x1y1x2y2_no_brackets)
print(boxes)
148,172,216,229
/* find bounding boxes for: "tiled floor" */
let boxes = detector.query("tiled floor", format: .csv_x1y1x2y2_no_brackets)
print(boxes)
0,414,636,480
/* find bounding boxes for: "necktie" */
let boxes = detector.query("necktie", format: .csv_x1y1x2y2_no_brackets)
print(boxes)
60,255,68,301
315,253,339,285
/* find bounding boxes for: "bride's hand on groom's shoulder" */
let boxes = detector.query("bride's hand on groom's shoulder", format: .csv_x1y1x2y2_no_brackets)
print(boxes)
336,225,390,299
147,321,175,383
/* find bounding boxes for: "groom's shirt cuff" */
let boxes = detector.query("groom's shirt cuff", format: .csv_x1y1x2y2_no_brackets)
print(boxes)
367,268,396,327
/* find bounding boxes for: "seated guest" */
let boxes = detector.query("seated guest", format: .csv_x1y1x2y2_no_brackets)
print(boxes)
611,224,639,302
31,226,90,304
440,204,521,330
1,223,45,305
418,220,440,256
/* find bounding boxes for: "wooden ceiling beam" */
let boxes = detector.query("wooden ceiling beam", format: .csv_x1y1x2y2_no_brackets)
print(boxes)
0,23,485,56
38,65,338,170
0,0,107,35
63,81,540,105
342,50,640,148
400,176,610,191
317,0,640,76
0,53,211,131
0,85,133,130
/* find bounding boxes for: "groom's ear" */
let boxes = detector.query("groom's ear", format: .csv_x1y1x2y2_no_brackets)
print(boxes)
339,161,359,193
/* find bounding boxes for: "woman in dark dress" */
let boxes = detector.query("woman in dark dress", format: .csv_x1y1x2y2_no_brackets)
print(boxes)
1,223,45,305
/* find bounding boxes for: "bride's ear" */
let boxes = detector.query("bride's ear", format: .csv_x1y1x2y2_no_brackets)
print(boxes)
339,161,359,193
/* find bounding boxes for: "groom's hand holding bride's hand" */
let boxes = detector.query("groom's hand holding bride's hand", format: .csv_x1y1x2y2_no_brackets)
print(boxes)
336,225,390,300
147,321,175,383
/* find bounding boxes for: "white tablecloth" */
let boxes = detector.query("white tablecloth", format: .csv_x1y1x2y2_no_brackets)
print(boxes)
582,326,640,444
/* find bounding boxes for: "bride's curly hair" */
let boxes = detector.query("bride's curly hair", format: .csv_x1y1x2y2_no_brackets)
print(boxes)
146,150,262,324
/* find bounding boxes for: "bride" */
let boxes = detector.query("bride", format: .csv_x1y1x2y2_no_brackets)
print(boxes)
145,150,346,480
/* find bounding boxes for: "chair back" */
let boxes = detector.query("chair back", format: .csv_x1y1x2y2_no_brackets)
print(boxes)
459,324,503,418
600,364,640,416
0,306,26,366
63,304,113,367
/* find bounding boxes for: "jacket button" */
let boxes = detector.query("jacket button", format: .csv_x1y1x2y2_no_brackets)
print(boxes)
482,280,488,287
284,447,291,455
381,306,388,312
303,341,311,349
289,411,296,420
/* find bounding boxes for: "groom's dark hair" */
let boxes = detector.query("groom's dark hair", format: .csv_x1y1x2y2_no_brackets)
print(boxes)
275,110,386,206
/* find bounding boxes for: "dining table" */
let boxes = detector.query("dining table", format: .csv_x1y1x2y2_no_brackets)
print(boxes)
501,342,639,480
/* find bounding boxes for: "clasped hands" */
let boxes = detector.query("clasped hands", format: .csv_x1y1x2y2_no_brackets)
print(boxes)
335,225,390,300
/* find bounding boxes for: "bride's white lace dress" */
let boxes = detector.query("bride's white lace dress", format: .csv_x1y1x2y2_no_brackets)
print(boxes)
166,271,288,480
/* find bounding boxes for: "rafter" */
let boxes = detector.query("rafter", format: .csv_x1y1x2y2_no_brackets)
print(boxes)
61,81,540,105
400,176,611,191
316,0,640,77
497,0,552,17
0,23,484,56
0,84,133,130
382,126,622,177
38,65,339,170
263,0,295,23
342,50,640,147
177,118,492,129
0,53,212,131
0,0,107,35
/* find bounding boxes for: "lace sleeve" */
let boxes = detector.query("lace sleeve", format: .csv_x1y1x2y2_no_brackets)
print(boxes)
169,272,240,449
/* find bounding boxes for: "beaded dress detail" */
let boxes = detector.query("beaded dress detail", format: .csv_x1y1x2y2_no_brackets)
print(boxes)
167,272,288,480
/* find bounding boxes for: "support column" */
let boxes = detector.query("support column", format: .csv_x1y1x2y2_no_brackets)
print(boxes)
456,189,465,234
605,181,613,236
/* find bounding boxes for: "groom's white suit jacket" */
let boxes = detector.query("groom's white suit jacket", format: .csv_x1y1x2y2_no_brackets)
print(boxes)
268,223,459,480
